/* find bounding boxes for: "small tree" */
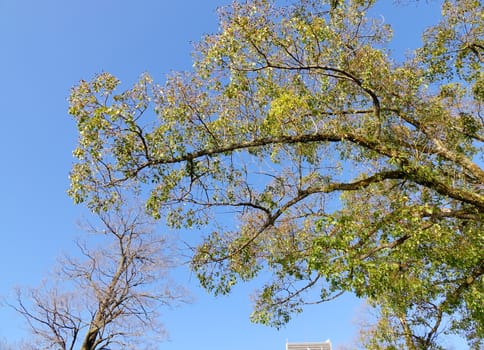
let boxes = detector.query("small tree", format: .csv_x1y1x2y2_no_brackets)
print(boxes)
11,206,189,350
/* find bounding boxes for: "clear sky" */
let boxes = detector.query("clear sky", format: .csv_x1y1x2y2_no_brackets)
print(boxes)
0,1,443,349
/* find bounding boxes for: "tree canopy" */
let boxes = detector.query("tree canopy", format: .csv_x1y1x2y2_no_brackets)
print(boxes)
67,0,483,348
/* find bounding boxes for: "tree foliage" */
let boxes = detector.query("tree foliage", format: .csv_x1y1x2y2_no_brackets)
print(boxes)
67,0,483,348
10,206,188,350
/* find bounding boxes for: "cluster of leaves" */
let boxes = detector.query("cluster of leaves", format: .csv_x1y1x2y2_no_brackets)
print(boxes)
67,0,483,348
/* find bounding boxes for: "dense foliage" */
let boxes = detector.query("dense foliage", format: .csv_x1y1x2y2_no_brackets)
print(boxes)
68,0,483,348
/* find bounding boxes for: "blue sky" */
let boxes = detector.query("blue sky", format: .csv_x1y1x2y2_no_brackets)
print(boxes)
0,1,443,349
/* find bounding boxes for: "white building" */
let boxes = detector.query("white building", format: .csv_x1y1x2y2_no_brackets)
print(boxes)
286,340,332,350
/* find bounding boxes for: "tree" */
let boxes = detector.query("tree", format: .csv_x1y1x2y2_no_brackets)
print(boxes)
10,206,188,350
67,0,483,348
351,298,480,350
